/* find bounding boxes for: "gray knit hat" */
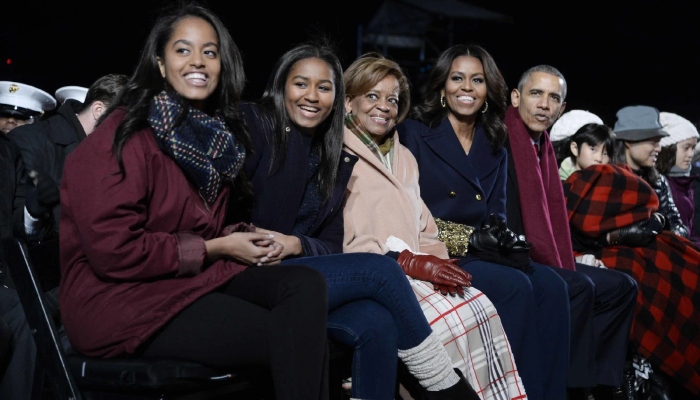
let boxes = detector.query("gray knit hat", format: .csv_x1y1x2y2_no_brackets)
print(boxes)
613,105,669,142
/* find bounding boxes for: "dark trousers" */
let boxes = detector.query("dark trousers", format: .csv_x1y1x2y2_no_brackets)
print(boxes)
141,264,330,400
551,263,637,388
0,286,35,400
459,259,570,400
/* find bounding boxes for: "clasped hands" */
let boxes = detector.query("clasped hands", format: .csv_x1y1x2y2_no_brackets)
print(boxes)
211,226,289,266
397,250,472,297
608,212,665,247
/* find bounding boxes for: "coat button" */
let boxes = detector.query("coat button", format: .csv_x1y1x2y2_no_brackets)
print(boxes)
449,191,457,198
475,194,482,200
344,157,350,162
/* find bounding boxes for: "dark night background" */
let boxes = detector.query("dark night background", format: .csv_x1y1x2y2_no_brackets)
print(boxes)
1,0,699,127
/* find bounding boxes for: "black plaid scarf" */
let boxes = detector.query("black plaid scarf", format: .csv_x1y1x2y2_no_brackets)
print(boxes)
147,91,245,204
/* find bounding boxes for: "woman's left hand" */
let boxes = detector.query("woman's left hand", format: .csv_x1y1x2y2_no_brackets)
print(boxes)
254,227,302,264
575,254,606,268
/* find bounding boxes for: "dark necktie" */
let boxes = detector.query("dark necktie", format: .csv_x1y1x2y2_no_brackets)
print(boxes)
533,142,541,158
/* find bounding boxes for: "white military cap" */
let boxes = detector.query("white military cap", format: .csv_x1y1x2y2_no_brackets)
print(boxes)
55,86,88,104
0,81,57,118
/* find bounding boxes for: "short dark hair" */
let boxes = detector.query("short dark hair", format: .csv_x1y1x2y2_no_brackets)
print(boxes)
79,73,129,114
517,65,568,101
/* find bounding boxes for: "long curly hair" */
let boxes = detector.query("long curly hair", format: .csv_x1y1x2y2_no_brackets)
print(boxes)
410,44,508,151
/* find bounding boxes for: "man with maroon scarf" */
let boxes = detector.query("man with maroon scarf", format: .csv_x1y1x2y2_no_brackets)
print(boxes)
503,65,638,400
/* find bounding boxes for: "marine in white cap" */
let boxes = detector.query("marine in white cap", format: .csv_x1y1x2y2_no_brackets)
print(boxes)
55,86,88,104
0,81,56,134
8,73,128,237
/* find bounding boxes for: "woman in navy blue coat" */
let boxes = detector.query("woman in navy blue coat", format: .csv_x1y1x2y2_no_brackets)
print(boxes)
397,44,570,400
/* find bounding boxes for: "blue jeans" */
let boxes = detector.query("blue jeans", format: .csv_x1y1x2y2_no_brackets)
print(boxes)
458,258,570,400
282,253,431,400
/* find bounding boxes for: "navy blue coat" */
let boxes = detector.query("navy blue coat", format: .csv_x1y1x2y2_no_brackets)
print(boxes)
397,118,508,229
236,102,357,256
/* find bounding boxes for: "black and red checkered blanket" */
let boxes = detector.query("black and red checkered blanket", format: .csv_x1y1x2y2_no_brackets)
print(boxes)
563,163,699,395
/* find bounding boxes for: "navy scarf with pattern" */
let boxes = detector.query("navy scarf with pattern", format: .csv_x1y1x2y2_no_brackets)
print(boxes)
147,91,245,204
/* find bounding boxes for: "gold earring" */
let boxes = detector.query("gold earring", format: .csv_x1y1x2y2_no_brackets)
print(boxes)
440,96,446,108
481,100,489,114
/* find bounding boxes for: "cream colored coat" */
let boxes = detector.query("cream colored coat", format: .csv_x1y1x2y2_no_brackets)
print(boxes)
342,127,449,259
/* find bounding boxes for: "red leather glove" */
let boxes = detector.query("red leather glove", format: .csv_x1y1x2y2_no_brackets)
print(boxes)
433,283,466,297
397,250,472,291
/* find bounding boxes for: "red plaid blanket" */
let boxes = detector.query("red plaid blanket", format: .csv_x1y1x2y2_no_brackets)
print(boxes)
563,163,700,395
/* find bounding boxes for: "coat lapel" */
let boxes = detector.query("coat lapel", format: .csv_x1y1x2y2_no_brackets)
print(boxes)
423,119,500,187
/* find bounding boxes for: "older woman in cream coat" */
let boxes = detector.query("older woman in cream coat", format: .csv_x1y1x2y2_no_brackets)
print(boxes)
341,52,527,400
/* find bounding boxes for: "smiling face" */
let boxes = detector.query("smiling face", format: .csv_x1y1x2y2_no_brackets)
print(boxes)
675,137,698,170
442,55,486,123
157,16,220,111
572,142,609,170
511,72,566,139
346,75,400,143
284,57,336,136
625,138,662,169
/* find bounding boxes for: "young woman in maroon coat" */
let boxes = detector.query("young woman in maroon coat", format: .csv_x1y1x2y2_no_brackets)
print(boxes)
58,4,331,399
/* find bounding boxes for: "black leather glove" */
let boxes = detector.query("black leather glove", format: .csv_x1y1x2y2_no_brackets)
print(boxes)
397,250,472,292
468,215,502,253
469,214,533,273
610,214,663,247
25,170,60,219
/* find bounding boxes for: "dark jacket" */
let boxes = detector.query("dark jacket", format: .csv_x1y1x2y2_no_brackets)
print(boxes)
0,134,26,286
0,135,25,241
8,99,87,233
649,174,689,238
235,102,357,256
397,118,508,228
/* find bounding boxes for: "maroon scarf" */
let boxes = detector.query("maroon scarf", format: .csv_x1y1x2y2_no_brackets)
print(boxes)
505,106,575,270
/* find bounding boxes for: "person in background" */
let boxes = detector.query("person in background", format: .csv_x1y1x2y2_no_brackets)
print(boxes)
548,109,607,179
563,133,700,398
656,111,700,247
0,81,56,135
613,105,689,240
341,52,525,400
58,4,331,399
397,44,569,400
0,80,55,400
9,74,128,241
503,65,637,400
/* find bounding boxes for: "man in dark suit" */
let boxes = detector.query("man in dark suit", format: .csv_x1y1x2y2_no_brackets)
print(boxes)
503,65,638,400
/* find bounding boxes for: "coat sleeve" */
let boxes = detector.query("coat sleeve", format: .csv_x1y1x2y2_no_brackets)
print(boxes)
299,204,344,256
61,130,205,281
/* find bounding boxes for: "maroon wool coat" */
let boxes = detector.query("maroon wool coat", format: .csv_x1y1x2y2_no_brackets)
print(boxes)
59,108,248,357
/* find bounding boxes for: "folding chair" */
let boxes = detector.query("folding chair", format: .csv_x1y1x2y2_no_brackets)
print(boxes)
1,237,265,400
